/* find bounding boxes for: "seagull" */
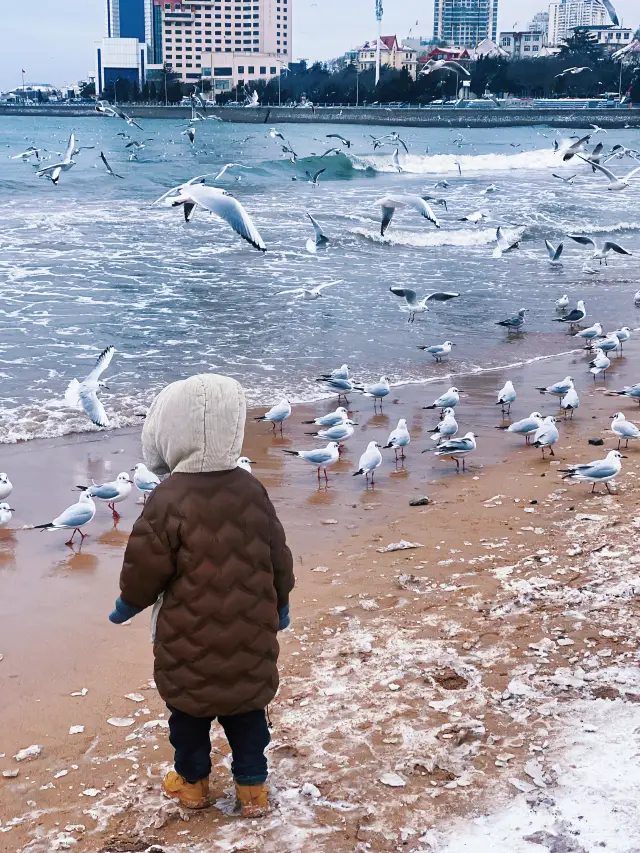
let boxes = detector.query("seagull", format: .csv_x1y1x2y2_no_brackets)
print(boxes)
255,399,291,433
377,195,441,236
615,384,640,405
434,179,450,189
459,209,489,223
370,132,409,153
305,420,357,445
237,457,255,473
611,412,640,448
383,419,410,460
612,327,632,352
302,406,349,427
76,472,132,521
166,184,266,251
317,364,349,382
433,432,477,472
283,441,340,483
269,128,287,142
568,235,631,265
556,294,569,311
576,155,640,191
585,142,605,171
552,173,577,184
555,68,592,79
64,345,115,428
276,281,340,300
421,59,470,78
496,380,516,415
482,183,499,194
501,412,544,444
589,348,611,380
589,124,608,135
113,108,143,129
34,492,96,547
132,463,160,502
36,132,75,185
125,139,153,151
553,299,586,327
306,213,329,252
353,441,383,483
635,290,640,306
597,334,621,356
320,147,340,158
531,416,559,458
0,503,15,528
493,227,519,258
424,387,461,413
0,473,13,500
11,146,44,162
417,341,454,362
575,322,603,347
326,133,351,148
559,449,625,493
546,240,564,264
561,386,580,418
392,148,403,173
422,196,448,211
559,133,591,162
100,151,124,179
429,407,458,443
182,125,196,144
305,168,326,186
389,287,459,323
316,376,354,400
601,0,619,27
496,308,527,332
354,377,390,409
536,376,574,398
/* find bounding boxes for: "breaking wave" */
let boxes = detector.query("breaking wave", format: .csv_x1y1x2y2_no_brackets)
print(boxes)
348,148,559,175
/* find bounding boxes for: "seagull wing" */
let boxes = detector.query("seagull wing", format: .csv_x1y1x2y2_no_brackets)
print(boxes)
578,156,618,183
307,213,329,245
425,292,460,302
188,187,266,251
568,234,596,248
276,287,304,296
602,241,632,256
316,280,341,293
397,138,409,153
380,205,395,236
89,484,120,500
79,389,110,428
85,346,115,383
63,133,75,163
407,197,439,227
390,287,418,307
444,61,471,77
313,168,326,183
100,151,124,178
52,502,95,529
601,0,619,25
496,227,510,251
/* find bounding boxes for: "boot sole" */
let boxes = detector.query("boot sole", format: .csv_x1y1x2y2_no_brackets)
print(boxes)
162,788,210,810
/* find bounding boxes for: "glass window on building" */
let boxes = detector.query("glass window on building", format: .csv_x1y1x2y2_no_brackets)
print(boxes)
260,66,266,73
270,66,276,73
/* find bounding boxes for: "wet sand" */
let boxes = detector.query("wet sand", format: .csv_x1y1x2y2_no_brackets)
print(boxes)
1,335,640,851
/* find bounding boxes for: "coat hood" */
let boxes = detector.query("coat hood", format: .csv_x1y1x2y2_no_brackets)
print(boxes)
142,374,246,475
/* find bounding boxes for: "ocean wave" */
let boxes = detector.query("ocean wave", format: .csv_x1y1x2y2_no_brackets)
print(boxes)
565,221,640,236
348,148,559,175
351,225,524,248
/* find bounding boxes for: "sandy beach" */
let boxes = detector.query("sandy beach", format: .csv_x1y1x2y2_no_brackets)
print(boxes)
1,336,640,852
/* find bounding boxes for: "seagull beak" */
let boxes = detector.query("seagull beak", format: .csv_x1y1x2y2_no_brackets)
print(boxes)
622,455,629,459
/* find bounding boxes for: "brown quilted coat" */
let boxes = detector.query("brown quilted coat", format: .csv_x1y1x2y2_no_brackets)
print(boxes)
117,374,295,718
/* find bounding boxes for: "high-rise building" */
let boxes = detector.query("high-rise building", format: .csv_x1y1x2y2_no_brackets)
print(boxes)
548,0,607,46
528,11,549,36
433,0,498,48
151,0,292,91
96,0,153,94
105,0,147,42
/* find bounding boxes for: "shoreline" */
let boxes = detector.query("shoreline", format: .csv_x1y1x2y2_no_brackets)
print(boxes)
2,104,640,129
1,341,640,851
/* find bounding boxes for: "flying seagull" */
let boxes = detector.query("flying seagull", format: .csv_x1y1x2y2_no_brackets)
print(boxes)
567,235,632,265
306,213,329,252
555,67,592,79
389,287,459,323
326,133,351,148
36,132,75,185
276,281,341,300
64,345,115,428
182,125,196,145
493,226,520,258
545,239,564,264
376,195,440,236
576,155,640,191
305,168,326,186
560,133,591,161
100,151,124,179
552,173,576,184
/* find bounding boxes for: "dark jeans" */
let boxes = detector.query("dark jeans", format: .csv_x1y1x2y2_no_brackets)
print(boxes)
167,705,270,786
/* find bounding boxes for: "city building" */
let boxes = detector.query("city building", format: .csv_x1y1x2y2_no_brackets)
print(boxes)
528,10,549,35
358,36,418,79
499,29,546,57
572,24,634,46
547,0,607,46
106,0,148,41
96,36,147,93
148,0,292,91
433,0,498,49
470,38,507,58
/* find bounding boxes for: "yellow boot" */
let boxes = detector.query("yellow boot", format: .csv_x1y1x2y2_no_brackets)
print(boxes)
234,781,269,818
162,770,210,809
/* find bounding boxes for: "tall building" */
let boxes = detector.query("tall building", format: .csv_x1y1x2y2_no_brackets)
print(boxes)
150,0,292,91
105,0,147,41
433,0,498,48
528,11,549,36
548,0,607,46
96,0,154,94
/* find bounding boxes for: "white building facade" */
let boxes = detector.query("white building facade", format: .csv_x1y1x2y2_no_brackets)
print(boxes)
95,37,147,93
499,30,546,57
548,0,607,46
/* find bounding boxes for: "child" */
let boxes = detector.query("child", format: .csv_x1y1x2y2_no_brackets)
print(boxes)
108,374,295,818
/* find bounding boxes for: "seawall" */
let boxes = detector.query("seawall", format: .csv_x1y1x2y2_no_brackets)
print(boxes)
1,104,639,128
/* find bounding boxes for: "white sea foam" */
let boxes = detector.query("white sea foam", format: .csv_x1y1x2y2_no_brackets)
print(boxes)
351,225,525,248
348,148,559,175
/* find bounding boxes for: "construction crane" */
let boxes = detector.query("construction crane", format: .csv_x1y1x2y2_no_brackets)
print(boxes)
375,0,383,85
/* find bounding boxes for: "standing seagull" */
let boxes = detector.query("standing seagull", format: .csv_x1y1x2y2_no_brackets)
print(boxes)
237,457,254,473
611,412,640,449
0,473,13,501
132,463,160,502
376,195,441,236
64,345,115,429
536,376,574,398
556,294,570,311
391,148,403,173
496,380,516,415
575,322,603,348
553,300,586,328
34,492,96,547
561,386,580,418
614,384,640,405
283,441,340,483
502,412,544,444
0,503,15,528
612,326,632,352
256,399,292,433
559,450,625,494
496,308,527,333
531,416,560,458
355,377,390,410
589,348,611,380
353,441,383,483
568,235,632,265
389,287,459,323
100,151,124,179
417,341,454,362
433,432,477,472
316,376,354,401
424,387,461,414
302,406,349,427
384,419,411,460
429,407,458,444
77,472,132,521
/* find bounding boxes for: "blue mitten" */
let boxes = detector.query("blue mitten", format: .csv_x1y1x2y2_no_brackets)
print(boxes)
109,597,143,624
278,604,291,631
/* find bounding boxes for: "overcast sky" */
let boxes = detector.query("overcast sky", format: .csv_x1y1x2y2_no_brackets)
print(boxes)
0,0,637,89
